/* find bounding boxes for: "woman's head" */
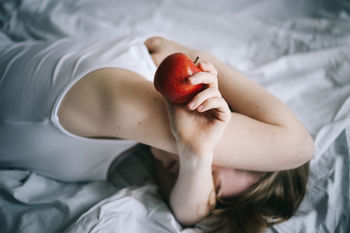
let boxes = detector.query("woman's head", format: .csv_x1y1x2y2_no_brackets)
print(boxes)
200,162,310,233
212,166,267,199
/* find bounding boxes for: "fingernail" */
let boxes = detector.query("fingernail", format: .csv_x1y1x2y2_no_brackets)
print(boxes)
188,103,195,109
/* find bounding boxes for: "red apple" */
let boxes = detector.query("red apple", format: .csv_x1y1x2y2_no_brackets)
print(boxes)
154,53,204,104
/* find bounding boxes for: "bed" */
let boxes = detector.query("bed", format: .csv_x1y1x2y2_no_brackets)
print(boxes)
0,0,349,232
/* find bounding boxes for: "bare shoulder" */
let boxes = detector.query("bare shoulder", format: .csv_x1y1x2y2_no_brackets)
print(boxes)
58,67,176,152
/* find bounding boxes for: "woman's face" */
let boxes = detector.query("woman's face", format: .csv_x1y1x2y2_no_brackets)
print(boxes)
212,166,265,199
151,147,265,199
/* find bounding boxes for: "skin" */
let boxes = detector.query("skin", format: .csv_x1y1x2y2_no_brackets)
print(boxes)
152,145,265,201
58,38,314,171
57,37,315,225
164,62,230,224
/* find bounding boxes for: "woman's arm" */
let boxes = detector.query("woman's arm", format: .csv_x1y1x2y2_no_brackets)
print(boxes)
59,39,314,171
169,151,215,226
162,68,229,226
152,147,215,226
193,56,315,170
144,37,314,170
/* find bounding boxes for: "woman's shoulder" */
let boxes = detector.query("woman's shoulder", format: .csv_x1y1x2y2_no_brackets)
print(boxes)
57,67,149,137
57,67,176,153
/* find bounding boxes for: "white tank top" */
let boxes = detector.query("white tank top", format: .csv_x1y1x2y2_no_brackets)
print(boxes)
0,35,157,181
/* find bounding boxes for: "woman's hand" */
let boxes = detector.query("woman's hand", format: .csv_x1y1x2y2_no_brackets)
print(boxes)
165,62,231,157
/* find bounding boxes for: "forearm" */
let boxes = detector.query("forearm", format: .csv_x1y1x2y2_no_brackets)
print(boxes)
169,150,215,226
196,50,300,128
194,50,314,170
213,112,312,171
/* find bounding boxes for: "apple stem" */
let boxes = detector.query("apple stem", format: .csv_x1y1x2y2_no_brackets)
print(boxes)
194,56,199,65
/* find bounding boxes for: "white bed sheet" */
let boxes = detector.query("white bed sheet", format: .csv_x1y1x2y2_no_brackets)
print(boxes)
0,0,350,232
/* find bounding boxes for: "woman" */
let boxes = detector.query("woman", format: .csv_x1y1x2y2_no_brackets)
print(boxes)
0,35,314,232
143,37,312,232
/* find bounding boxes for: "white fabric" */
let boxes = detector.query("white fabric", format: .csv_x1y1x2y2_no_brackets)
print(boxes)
63,185,190,233
0,0,349,232
0,35,156,181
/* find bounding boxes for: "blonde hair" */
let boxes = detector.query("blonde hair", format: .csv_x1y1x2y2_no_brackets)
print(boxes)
198,162,310,233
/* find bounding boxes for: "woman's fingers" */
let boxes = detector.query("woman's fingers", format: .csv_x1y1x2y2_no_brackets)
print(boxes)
197,96,227,113
197,97,231,122
187,62,224,112
199,62,218,76
188,72,217,87
188,68,218,88
187,87,221,110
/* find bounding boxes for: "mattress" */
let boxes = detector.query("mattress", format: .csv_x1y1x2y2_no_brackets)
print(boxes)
0,0,349,232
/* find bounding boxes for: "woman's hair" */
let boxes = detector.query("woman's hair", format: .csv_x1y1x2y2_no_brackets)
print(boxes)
199,161,310,233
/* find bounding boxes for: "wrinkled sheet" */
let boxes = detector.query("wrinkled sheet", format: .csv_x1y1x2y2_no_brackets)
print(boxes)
0,0,350,232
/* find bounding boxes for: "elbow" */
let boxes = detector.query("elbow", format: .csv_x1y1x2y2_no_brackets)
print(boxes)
290,128,315,168
175,216,197,227
172,209,206,227
304,132,315,161
171,204,212,227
